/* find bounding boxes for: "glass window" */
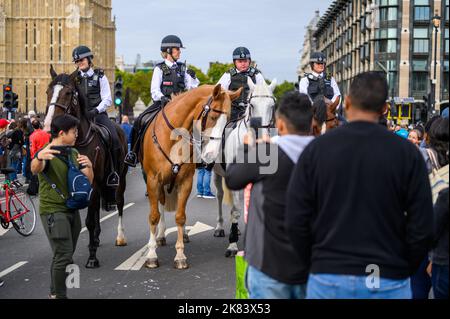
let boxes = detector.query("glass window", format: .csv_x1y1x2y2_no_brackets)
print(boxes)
376,39,397,53
414,6,430,21
413,28,429,53
412,60,428,71
414,0,429,5
411,72,428,91
380,7,398,21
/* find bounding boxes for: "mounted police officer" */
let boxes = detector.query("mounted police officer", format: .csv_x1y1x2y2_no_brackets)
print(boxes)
124,35,199,167
72,45,120,186
217,47,265,122
299,52,341,111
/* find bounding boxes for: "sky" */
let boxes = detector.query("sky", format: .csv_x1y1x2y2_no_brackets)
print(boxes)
112,0,333,83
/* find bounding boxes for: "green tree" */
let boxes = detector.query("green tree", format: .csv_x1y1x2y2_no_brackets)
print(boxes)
187,65,209,85
207,62,234,84
273,81,296,100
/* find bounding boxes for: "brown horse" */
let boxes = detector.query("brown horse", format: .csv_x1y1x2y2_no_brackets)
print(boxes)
312,97,340,136
141,84,242,270
44,66,129,268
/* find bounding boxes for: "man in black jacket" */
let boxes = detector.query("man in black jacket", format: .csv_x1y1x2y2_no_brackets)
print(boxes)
285,72,434,299
226,92,314,299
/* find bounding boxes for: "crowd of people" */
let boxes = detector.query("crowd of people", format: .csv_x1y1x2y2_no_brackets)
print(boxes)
226,72,449,300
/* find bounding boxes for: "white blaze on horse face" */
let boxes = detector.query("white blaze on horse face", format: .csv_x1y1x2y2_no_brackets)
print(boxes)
201,114,227,164
44,84,64,131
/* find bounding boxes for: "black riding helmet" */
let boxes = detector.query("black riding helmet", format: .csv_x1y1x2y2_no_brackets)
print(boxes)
72,46,94,62
233,47,251,61
310,52,327,64
160,35,185,52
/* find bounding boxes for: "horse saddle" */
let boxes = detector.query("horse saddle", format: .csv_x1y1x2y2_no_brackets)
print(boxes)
92,123,112,148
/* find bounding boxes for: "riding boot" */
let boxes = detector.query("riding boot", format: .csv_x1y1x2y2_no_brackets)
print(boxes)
107,150,120,187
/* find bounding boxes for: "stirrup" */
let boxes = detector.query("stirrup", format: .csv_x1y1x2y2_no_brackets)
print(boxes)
124,152,138,167
107,172,120,187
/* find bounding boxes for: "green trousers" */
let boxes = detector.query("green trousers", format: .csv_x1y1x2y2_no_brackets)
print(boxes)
40,211,81,299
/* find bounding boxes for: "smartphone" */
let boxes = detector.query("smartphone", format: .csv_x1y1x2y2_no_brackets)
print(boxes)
249,117,262,139
50,145,71,157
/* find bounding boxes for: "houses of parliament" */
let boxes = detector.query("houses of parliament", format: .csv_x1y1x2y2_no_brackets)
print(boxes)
0,0,116,114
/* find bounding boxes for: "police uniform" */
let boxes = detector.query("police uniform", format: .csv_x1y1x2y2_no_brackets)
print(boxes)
150,59,199,107
299,71,341,106
217,47,266,121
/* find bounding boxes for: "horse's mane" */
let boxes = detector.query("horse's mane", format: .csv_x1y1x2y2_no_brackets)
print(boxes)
48,73,73,88
312,98,328,125
170,85,217,105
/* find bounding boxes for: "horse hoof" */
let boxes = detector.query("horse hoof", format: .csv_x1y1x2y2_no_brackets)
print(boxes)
214,229,225,237
145,258,159,269
225,250,238,258
85,258,100,269
156,238,167,247
115,238,127,247
183,234,190,243
174,260,189,270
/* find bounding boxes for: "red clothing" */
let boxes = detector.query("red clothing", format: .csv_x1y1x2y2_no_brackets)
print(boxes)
30,129,50,158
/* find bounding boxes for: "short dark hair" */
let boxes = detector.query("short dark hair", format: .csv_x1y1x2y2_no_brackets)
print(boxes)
50,115,80,139
349,72,388,113
31,119,42,130
276,91,313,134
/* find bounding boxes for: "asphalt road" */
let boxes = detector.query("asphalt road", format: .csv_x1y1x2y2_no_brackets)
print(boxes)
0,167,244,299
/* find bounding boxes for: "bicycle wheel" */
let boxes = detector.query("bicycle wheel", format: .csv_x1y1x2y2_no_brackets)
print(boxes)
8,190,37,236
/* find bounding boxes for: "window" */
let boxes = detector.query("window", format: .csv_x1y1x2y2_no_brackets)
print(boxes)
411,72,428,91
414,0,430,21
380,7,398,21
375,39,397,53
443,60,449,97
445,27,449,55
412,59,428,71
378,0,398,5
413,28,429,53
25,81,29,113
58,22,62,61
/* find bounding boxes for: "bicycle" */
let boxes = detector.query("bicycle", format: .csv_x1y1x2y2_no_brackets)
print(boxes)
0,168,36,236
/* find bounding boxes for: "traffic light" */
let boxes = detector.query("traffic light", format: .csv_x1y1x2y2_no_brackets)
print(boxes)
2,84,13,110
13,92,18,110
114,77,123,107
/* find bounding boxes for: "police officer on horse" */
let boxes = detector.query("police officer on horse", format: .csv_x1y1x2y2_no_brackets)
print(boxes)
299,52,341,111
72,45,120,186
125,35,199,167
217,47,266,122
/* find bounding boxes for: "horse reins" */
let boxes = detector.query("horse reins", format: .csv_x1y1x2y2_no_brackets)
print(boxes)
152,96,227,193
246,94,277,129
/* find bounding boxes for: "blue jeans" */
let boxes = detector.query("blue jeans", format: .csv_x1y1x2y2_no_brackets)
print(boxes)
196,168,212,194
411,258,432,299
246,265,306,299
432,264,449,299
307,274,412,299
8,159,19,181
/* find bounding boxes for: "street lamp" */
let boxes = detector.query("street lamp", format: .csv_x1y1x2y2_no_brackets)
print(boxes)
431,14,441,117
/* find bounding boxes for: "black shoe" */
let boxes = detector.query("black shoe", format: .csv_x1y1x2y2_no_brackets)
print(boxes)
107,172,120,187
124,152,138,167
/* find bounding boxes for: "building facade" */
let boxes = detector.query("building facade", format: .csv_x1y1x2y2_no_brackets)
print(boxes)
298,10,321,77
313,0,449,119
0,0,116,114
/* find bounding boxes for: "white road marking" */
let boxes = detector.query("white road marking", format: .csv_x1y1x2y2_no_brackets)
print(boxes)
80,203,135,234
0,261,28,278
0,224,12,237
115,222,214,271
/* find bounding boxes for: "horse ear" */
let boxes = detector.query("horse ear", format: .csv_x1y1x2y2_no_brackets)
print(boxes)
213,84,222,100
269,78,277,93
328,96,340,114
228,87,243,102
50,64,57,80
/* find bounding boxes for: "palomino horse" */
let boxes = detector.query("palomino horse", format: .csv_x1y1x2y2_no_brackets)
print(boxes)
213,79,277,257
44,66,129,268
141,84,242,269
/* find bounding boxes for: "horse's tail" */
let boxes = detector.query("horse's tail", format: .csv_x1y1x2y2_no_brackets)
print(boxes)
163,185,178,212
222,178,233,206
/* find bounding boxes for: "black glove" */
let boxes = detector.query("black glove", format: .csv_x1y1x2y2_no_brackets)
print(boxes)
160,96,170,106
87,108,99,120
187,69,197,80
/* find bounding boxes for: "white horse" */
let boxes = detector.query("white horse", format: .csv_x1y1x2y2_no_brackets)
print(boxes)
213,78,277,257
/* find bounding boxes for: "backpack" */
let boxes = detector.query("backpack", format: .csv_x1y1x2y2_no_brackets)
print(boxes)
42,151,93,210
426,149,449,205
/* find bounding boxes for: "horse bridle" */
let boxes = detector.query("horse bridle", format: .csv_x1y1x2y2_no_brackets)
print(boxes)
152,96,228,193
47,82,79,114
